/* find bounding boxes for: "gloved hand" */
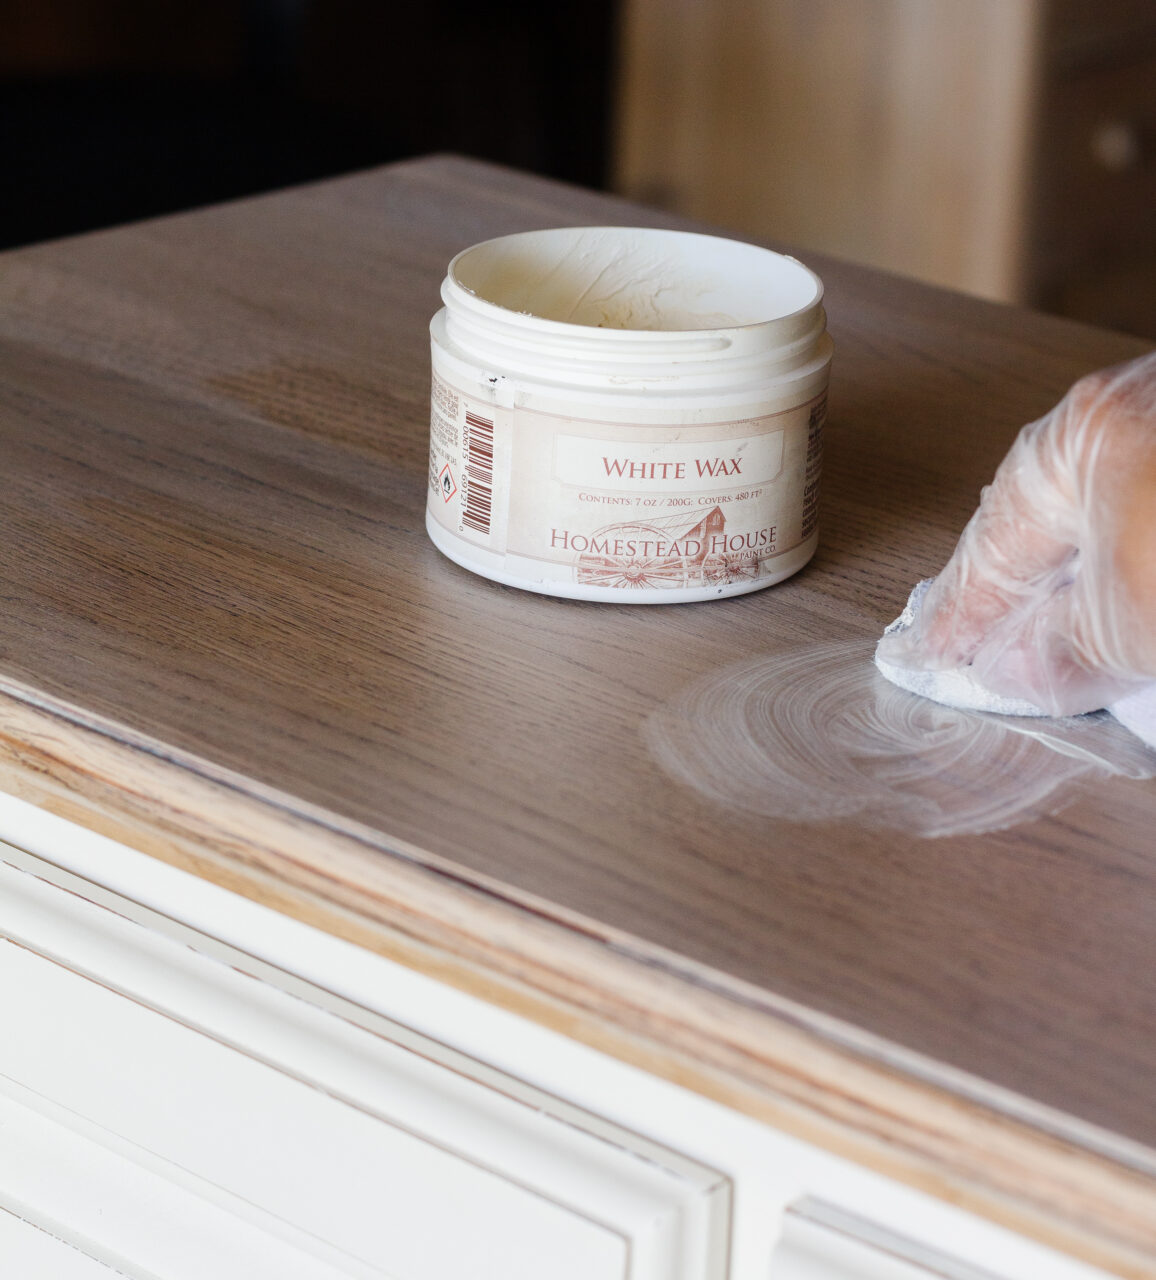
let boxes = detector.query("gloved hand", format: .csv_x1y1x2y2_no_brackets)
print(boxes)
875,350,1156,716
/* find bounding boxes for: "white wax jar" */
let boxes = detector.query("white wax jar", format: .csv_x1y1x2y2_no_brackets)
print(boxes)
426,226,832,602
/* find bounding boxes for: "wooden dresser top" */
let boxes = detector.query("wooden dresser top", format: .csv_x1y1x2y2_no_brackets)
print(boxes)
1,156,1153,1273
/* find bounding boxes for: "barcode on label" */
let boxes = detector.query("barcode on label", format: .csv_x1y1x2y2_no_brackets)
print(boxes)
462,410,496,535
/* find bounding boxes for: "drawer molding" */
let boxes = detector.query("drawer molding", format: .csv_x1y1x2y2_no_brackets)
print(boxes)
0,847,731,1280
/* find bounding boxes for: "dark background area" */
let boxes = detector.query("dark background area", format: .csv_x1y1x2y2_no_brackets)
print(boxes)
0,0,620,249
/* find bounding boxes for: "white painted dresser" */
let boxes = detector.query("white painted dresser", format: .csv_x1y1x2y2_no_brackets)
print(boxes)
0,798,1119,1279
1,156,1155,1277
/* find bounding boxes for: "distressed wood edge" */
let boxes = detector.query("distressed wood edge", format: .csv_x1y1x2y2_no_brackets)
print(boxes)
0,688,1153,1277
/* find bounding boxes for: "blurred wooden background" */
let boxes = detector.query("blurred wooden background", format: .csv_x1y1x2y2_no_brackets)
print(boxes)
615,0,1156,338
2,0,1153,338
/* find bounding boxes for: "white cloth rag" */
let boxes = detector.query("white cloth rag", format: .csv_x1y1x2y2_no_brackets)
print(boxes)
875,580,1156,749
1110,683,1156,749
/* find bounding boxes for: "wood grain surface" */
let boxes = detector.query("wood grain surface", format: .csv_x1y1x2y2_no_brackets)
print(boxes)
2,155,1155,1272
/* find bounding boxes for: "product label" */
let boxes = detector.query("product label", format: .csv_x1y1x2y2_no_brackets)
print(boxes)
428,370,825,592
553,431,784,493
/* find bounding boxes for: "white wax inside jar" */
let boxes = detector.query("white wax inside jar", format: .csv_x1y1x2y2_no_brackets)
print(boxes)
450,226,820,332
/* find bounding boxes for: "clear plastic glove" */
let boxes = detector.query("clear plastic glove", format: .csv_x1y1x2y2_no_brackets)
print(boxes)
875,351,1156,717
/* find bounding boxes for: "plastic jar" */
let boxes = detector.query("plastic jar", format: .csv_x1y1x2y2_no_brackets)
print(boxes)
426,226,832,603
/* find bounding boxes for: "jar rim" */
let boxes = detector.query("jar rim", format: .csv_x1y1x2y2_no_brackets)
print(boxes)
445,226,824,340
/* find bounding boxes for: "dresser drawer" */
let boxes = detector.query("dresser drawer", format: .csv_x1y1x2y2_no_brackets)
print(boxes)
0,803,1124,1280
0,849,730,1280
773,1200,1009,1280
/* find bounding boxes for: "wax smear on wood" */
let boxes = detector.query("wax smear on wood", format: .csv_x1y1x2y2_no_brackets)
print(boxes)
645,641,1155,838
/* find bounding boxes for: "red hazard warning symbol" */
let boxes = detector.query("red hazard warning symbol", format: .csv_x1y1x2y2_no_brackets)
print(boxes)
438,463,457,503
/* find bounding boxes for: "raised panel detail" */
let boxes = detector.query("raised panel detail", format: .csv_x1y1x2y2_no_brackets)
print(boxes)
773,1199,1010,1280
0,848,731,1280
0,1208,127,1280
